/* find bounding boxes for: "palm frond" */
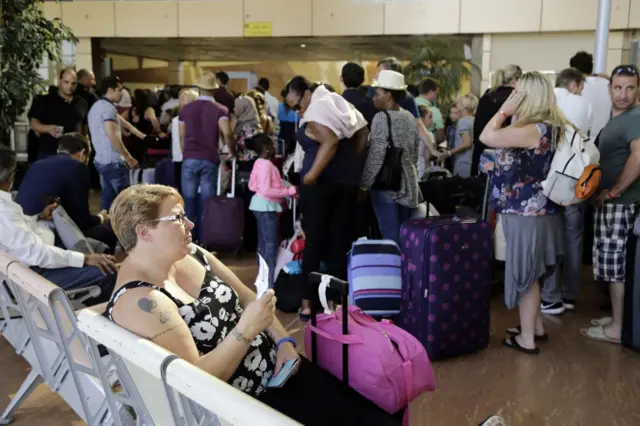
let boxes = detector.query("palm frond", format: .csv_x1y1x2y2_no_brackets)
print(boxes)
404,37,479,114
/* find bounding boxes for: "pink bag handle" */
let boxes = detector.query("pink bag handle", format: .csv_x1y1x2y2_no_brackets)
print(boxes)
402,362,413,426
306,324,365,345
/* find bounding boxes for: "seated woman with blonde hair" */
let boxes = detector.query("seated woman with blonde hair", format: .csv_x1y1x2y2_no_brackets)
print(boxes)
105,184,401,426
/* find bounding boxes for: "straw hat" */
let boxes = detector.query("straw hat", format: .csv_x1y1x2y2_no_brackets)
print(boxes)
372,70,407,91
196,72,219,90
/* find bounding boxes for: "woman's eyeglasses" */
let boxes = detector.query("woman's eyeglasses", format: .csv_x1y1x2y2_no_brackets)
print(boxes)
153,213,188,224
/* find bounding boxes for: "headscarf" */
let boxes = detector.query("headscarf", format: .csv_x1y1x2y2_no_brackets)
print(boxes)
234,95,262,138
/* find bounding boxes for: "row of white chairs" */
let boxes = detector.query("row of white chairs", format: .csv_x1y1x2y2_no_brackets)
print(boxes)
0,252,301,426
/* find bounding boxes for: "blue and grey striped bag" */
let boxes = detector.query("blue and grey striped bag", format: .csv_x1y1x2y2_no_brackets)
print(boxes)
348,239,403,317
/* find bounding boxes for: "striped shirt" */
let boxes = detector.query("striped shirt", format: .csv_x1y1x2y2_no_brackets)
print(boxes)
360,109,422,208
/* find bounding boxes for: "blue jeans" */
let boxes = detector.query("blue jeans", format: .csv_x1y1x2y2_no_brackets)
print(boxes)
182,159,218,241
95,162,130,211
31,266,117,303
254,211,279,288
370,190,411,245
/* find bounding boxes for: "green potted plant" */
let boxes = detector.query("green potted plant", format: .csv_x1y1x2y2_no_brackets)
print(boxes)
404,37,479,115
0,0,75,145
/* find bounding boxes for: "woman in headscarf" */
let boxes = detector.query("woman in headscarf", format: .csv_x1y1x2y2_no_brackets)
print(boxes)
234,94,263,169
248,89,274,135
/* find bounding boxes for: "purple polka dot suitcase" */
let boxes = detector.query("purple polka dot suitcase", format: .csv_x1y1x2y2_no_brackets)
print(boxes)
398,217,493,360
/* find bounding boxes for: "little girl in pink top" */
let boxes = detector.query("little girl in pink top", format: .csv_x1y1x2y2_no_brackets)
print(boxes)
249,134,297,288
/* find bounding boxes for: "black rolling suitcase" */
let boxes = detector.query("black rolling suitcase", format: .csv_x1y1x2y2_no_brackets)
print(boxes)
623,228,640,351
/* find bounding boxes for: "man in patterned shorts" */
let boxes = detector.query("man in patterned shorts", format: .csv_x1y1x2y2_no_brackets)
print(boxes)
582,64,640,344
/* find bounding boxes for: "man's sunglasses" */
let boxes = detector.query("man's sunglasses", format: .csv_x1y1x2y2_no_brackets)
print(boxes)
612,65,639,77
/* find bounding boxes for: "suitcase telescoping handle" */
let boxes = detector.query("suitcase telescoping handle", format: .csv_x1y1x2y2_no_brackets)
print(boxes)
216,156,237,198
308,272,350,386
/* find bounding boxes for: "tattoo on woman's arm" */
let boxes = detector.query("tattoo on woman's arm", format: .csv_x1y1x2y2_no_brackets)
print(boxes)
138,298,157,313
231,328,252,344
149,325,180,340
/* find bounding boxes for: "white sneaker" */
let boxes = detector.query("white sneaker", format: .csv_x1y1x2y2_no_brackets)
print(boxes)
479,415,506,426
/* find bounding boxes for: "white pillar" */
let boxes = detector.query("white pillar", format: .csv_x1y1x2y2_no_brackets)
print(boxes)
594,0,612,74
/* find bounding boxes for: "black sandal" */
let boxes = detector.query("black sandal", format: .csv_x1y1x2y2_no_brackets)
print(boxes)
503,336,540,355
506,325,549,342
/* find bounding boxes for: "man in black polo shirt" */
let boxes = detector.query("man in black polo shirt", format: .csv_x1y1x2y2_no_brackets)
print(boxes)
75,69,101,188
75,69,99,111
28,68,88,160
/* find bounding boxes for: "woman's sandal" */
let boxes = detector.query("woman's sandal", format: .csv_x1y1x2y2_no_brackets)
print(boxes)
298,308,311,323
503,336,540,355
506,325,549,342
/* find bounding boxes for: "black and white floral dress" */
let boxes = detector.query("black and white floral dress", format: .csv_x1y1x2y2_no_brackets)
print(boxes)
104,248,277,396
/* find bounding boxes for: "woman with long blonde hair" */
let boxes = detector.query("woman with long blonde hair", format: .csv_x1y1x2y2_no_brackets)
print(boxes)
480,71,571,355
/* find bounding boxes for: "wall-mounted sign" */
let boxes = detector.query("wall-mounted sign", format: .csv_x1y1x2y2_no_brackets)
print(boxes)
244,22,273,37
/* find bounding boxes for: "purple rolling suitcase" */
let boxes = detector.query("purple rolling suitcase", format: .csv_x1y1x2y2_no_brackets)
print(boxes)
202,158,244,254
398,217,493,360
155,158,176,188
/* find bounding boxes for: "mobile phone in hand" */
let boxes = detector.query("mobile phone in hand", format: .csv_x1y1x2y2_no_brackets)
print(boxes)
267,358,299,388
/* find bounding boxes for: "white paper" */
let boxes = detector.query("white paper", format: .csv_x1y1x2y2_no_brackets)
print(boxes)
255,254,270,298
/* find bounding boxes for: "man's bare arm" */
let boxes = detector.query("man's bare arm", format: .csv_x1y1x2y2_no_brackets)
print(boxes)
30,118,55,136
611,138,640,197
120,116,146,139
219,118,235,154
104,121,133,159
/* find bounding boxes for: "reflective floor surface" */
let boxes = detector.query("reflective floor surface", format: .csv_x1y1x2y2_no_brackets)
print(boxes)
1,257,639,426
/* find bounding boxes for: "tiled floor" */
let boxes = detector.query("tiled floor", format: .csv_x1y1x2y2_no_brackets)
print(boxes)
2,259,639,426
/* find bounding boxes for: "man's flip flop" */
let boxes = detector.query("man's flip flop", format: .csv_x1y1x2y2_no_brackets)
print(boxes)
506,325,549,342
580,325,621,344
478,415,506,426
503,336,540,355
590,316,613,327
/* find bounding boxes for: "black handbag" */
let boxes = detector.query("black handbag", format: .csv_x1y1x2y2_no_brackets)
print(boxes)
372,111,403,191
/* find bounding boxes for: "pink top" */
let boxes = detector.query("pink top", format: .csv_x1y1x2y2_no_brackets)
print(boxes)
249,159,296,203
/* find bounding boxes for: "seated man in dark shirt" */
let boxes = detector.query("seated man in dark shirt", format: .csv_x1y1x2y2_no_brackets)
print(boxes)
28,68,88,160
16,133,117,250
341,62,377,128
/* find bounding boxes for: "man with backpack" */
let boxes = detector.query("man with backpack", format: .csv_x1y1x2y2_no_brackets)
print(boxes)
540,68,594,315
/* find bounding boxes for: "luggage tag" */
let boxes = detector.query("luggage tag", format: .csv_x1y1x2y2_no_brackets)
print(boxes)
318,275,333,315
254,254,270,298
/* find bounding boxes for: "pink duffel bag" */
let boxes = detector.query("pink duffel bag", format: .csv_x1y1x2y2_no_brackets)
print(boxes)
305,273,436,416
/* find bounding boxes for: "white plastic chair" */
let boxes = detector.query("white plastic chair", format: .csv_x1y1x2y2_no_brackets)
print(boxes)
0,253,25,349
1,262,135,425
163,358,301,426
78,309,176,426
